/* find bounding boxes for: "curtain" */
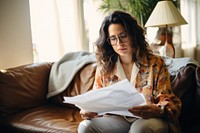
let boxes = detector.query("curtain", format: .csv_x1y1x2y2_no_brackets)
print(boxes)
180,0,199,60
29,0,87,62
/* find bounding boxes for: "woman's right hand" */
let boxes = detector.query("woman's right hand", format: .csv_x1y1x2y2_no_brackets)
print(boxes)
80,109,98,120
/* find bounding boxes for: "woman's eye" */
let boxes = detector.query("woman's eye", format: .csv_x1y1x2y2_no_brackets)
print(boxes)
120,34,127,38
110,37,116,41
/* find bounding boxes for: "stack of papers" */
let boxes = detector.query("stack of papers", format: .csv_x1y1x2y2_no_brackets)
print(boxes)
63,79,146,117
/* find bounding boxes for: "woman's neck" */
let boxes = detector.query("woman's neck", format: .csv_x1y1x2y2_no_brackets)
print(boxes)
119,56,134,81
119,55,133,65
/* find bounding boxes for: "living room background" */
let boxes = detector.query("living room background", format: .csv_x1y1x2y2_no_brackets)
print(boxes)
0,0,199,70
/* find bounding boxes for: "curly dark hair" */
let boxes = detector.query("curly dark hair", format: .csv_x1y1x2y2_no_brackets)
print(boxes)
94,10,152,74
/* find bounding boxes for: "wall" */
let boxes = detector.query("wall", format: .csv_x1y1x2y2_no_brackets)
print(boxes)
0,0,33,69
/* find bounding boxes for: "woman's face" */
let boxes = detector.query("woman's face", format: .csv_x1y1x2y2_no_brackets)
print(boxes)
108,24,134,57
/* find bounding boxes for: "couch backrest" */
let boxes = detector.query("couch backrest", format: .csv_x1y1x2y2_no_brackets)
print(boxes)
0,62,52,118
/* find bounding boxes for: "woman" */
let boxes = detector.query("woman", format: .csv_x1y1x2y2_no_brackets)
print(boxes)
78,11,181,133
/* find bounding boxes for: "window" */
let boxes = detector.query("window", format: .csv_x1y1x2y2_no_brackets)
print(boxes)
29,0,105,63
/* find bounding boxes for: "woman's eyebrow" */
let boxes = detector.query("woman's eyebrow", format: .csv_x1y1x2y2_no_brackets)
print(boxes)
109,31,126,37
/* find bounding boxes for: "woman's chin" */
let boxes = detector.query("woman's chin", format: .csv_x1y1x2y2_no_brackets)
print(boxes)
118,52,129,57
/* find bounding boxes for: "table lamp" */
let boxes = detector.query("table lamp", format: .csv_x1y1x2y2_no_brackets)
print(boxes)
145,0,187,58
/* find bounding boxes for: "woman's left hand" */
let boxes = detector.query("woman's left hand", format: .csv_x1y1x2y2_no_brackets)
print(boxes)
128,104,164,119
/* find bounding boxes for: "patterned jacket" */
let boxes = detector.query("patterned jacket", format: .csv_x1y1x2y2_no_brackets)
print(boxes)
94,53,182,132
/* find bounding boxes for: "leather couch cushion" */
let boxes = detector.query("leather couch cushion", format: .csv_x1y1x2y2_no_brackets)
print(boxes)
0,104,81,133
0,62,52,117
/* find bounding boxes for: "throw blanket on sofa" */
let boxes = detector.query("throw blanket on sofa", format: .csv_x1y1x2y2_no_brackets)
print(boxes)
47,51,96,98
162,56,199,75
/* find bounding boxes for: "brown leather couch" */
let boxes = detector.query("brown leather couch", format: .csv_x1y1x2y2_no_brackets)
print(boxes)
0,62,199,133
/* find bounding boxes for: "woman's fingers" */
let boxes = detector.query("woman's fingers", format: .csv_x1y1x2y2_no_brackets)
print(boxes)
128,105,163,118
80,109,98,120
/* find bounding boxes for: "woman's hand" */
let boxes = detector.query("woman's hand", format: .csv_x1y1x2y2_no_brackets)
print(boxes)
128,105,164,119
80,109,99,120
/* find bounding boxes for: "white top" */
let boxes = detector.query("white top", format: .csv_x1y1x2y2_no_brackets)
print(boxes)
115,58,139,86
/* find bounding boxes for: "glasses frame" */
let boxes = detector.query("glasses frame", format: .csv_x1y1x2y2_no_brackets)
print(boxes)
107,32,129,46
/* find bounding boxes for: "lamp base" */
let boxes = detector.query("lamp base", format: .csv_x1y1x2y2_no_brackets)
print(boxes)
159,41,175,58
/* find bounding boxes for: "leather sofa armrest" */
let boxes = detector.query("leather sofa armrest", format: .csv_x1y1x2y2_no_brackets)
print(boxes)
0,62,53,118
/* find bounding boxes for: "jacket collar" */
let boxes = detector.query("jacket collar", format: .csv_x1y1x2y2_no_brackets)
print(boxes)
137,54,150,67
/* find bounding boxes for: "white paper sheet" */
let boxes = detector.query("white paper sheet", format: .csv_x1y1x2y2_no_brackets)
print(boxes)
63,79,146,117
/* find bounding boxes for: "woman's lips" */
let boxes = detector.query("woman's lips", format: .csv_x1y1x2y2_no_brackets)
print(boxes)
118,48,127,51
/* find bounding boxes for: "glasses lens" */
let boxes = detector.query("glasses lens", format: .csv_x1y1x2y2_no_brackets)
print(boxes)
107,32,129,46
108,37,117,45
119,33,129,43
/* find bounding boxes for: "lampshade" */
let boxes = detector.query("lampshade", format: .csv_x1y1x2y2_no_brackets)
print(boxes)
145,1,187,27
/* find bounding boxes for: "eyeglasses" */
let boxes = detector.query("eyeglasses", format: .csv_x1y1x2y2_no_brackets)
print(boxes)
107,32,129,46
